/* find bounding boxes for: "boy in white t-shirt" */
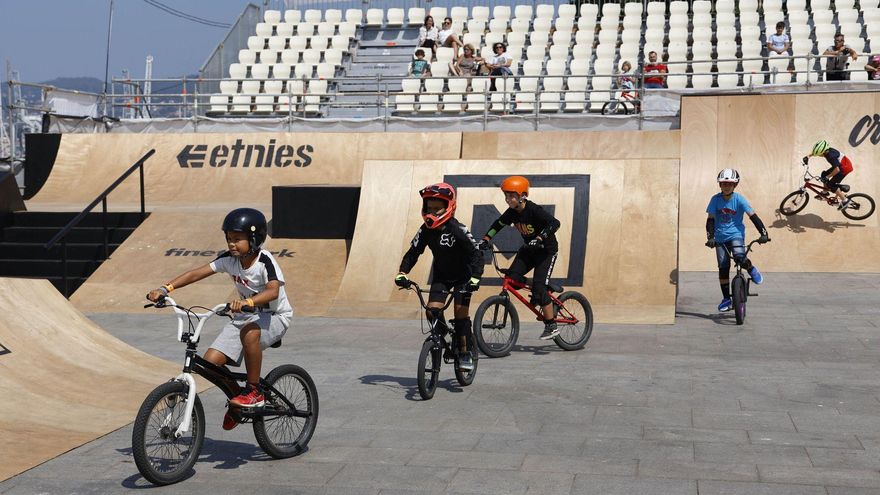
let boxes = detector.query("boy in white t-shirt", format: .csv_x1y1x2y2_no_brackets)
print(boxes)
147,208,292,430
767,22,791,55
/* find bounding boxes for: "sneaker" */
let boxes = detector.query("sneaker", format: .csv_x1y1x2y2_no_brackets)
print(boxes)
457,353,475,372
718,298,732,312
540,322,559,340
229,384,264,408
222,409,241,430
838,197,852,210
748,266,763,285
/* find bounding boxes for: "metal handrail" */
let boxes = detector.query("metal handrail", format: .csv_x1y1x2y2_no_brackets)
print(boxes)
44,148,156,296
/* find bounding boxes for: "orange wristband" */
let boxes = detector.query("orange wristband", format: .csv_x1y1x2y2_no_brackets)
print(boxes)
245,298,255,307
163,283,175,293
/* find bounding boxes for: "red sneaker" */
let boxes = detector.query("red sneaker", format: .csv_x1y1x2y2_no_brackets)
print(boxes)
229,385,264,408
222,410,240,430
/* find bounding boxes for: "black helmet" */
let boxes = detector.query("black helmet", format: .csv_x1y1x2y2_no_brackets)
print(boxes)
222,208,267,254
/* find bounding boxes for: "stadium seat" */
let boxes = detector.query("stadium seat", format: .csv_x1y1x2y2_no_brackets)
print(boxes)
812,9,833,26
484,32,505,48
407,7,425,26
316,22,335,37
716,73,741,87
229,63,247,79
250,63,270,80
271,63,291,79
540,79,563,112
691,73,714,88
558,3,575,19
511,18,531,33
324,48,343,66
624,2,644,18
284,10,301,24
472,6,490,23
247,36,265,51
315,63,335,80
265,10,282,24
546,59,567,75
835,0,856,11
580,3,599,21
280,49,299,65
325,9,342,25
589,75,613,110
466,19,486,34
555,17,575,32
514,5,534,21
293,62,312,79
532,17,552,35
387,8,405,26
330,35,350,52
365,9,383,26
275,23,293,37
239,49,257,65
309,36,330,51
209,95,230,113
345,8,362,24
419,78,443,112
462,32,482,47
255,95,277,113
810,0,831,10
297,22,318,37
536,4,554,19
429,6,447,21
549,45,570,60
240,80,260,96
265,36,283,52
255,22,272,38
488,18,508,34
338,22,357,38
231,95,251,113
569,58,590,75
304,80,327,114
465,78,489,112
444,78,467,113
451,6,468,29
304,9,321,24
219,79,238,94
564,76,587,111
715,0,735,12
493,5,512,22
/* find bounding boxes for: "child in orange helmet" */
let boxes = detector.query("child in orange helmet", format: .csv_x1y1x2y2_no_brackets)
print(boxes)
479,176,562,340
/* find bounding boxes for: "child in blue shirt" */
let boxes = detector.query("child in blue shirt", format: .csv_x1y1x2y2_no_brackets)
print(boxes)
705,169,770,312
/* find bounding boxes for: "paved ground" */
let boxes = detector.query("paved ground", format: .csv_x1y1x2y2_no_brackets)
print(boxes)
3,272,880,494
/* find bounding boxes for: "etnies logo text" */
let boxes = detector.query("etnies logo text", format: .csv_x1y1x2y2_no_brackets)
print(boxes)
177,139,313,168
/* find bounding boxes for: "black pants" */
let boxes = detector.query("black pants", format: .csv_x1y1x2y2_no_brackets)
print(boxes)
822,167,847,192
508,247,558,306
825,70,849,81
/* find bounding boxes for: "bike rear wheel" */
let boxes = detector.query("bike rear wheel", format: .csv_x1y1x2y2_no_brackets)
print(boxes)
132,380,205,486
417,339,440,400
454,333,479,386
552,291,594,351
779,190,809,215
601,100,631,115
841,193,876,220
473,295,520,358
253,364,319,459
731,275,747,325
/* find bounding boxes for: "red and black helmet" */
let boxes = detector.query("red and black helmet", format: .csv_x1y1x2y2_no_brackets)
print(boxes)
419,182,456,229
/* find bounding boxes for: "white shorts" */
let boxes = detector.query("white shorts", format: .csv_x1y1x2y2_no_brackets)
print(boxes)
209,312,290,366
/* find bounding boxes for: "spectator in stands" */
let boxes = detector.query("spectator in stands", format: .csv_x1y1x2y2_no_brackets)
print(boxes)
438,17,464,59
823,34,858,81
409,49,432,79
865,54,880,80
449,44,483,82
418,16,439,61
767,22,791,55
485,42,514,91
643,51,668,88
618,60,635,94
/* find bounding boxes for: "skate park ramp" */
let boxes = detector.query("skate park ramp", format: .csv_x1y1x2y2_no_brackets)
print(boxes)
25,132,462,314
334,158,680,324
679,92,880,272
0,277,180,481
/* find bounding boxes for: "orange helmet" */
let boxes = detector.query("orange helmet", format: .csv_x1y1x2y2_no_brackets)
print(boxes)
419,182,456,229
501,176,529,196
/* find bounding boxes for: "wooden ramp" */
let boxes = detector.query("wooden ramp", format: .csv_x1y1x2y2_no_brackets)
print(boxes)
679,93,880,272
333,159,681,324
0,278,180,481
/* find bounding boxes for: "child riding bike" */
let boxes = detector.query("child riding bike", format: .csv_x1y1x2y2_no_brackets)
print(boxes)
479,176,562,340
705,169,770,312
803,139,854,210
395,183,484,371
146,207,292,430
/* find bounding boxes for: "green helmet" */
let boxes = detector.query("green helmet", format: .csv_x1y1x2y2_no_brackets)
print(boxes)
811,140,830,156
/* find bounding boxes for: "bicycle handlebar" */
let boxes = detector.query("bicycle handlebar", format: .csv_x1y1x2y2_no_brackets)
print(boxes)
400,281,469,312
144,296,257,343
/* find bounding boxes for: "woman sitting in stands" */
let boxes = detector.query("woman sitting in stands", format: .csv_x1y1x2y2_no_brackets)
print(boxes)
485,42,513,91
449,44,482,81
418,15,439,61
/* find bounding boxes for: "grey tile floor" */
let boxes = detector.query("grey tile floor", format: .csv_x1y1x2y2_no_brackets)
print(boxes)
2,272,880,494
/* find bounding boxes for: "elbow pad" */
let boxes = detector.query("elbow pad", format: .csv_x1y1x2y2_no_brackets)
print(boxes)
750,214,768,237
705,217,715,239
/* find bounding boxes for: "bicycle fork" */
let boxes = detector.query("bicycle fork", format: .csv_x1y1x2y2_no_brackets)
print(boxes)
168,346,200,438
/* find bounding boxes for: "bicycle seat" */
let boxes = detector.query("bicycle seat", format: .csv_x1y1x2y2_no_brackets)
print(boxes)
270,339,282,348
840,184,851,193
548,283,564,293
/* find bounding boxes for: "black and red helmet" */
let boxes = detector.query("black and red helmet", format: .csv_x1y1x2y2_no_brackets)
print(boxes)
419,182,456,229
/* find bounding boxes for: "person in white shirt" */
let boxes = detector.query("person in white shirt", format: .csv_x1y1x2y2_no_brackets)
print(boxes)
418,15,439,60
485,42,513,91
437,17,463,59
766,22,791,55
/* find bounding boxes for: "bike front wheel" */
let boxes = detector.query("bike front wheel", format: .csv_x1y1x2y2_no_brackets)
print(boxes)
552,291,594,351
779,190,809,215
601,100,631,115
473,295,520,358
841,193,876,221
253,364,319,459
731,275,747,325
132,380,205,486
454,333,478,386
417,339,440,400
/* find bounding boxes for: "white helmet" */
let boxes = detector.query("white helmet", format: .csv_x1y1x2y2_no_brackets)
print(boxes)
717,168,740,183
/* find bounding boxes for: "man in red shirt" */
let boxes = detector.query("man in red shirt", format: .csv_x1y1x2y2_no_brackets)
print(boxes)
643,50,668,88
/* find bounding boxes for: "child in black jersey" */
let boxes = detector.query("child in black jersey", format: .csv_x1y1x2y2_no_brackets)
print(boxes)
479,176,562,340
395,183,483,371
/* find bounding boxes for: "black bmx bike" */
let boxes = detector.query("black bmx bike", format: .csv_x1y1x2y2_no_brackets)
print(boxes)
713,239,765,325
131,297,318,485
401,282,479,400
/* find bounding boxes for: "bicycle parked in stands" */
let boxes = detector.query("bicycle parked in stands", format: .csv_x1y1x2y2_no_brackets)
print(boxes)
400,281,478,400
601,89,638,115
473,247,593,357
131,297,318,486
716,239,764,325
779,162,875,220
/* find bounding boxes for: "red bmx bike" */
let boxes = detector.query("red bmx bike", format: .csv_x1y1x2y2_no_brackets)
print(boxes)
473,248,593,357
779,162,875,220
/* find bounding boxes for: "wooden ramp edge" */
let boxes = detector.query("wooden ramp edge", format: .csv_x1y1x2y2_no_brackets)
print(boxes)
0,277,180,481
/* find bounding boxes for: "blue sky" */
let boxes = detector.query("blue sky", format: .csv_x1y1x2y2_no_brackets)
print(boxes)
0,1,264,82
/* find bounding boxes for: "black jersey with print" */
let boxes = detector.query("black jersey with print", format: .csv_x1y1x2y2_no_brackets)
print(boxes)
399,218,484,282
488,200,561,252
